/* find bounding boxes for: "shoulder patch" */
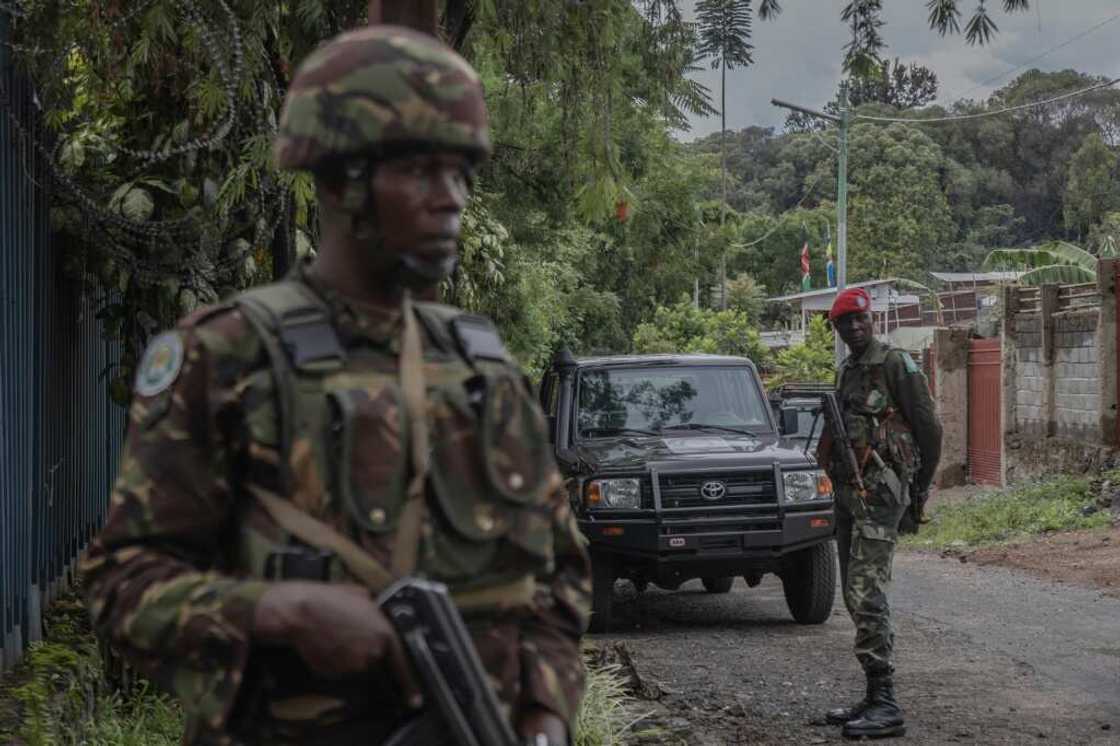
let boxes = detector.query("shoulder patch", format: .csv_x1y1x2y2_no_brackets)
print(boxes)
900,351,920,374
135,331,185,397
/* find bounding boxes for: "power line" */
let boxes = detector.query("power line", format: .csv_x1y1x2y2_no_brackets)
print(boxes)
943,9,1120,104
740,161,831,248
857,76,1120,125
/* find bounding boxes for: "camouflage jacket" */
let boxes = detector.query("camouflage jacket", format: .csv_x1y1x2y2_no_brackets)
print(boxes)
835,339,942,494
82,266,591,745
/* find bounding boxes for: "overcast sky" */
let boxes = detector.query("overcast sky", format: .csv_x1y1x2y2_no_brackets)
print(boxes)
679,0,1120,140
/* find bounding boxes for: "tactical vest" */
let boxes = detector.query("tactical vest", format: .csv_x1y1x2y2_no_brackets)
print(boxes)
229,280,556,601
838,347,920,482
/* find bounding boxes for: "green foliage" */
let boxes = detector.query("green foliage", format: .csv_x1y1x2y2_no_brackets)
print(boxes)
725,273,766,322
632,298,770,366
768,315,835,389
904,474,1111,550
732,206,835,294
983,240,1101,285
1064,133,1120,237
695,68,1120,294
695,0,755,71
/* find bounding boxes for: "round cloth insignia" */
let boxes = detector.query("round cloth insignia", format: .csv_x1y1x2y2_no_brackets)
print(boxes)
135,332,185,397
856,295,867,309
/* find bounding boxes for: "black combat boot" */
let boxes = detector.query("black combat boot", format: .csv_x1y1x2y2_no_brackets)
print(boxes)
825,677,872,725
842,673,905,739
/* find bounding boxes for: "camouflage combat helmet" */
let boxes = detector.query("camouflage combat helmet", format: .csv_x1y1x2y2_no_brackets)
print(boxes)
274,25,491,171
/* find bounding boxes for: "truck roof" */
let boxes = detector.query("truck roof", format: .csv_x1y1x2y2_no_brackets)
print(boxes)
571,353,756,368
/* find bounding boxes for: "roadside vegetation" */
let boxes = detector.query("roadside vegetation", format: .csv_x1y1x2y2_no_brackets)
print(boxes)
0,594,638,746
903,472,1115,551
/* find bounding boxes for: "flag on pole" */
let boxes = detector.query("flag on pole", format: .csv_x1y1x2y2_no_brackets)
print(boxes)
800,232,811,292
826,238,836,288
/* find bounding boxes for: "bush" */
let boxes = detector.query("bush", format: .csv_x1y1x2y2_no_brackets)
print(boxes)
767,315,835,389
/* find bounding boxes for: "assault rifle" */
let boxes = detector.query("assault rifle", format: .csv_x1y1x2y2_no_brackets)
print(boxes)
380,578,520,746
774,384,868,503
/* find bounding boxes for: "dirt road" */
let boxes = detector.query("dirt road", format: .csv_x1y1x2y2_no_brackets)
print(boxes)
594,548,1120,745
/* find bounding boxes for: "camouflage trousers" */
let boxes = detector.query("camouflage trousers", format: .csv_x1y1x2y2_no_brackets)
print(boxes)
834,466,909,674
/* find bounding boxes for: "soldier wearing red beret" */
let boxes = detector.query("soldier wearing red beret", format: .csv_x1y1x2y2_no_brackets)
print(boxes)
820,287,942,739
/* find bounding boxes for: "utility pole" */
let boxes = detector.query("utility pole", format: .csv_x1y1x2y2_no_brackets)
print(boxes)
771,81,851,369
368,0,439,32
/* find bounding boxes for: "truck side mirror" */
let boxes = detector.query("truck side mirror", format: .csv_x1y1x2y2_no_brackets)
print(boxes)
780,408,800,436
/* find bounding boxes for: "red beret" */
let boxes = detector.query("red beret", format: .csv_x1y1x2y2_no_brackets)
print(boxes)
829,287,871,321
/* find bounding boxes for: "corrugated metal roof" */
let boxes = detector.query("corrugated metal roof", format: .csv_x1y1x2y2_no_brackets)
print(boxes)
929,271,1023,283
766,278,900,302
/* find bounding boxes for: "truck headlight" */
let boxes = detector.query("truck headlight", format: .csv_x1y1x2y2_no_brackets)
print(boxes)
586,478,641,509
783,470,832,503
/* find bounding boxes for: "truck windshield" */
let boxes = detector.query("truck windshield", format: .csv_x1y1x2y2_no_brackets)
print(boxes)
576,366,770,439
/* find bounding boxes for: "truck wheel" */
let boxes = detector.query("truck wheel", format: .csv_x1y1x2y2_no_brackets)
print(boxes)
781,541,836,625
589,551,615,633
701,576,734,594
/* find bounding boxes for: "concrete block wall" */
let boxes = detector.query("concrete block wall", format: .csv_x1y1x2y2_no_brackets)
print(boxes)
1001,262,1119,483
1013,315,1045,435
1052,311,1099,440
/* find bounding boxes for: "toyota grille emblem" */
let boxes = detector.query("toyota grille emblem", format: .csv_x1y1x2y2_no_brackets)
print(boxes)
700,481,727,500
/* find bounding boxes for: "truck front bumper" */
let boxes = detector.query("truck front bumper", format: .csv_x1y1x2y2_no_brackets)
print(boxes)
579,504,835,562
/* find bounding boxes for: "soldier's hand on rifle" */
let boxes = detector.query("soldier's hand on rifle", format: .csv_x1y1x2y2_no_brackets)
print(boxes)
253,581,423,707
518,707,568,746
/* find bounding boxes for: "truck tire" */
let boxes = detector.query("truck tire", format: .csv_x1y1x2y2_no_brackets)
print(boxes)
589,551,615,633
781,541,836,625
701,576,734,594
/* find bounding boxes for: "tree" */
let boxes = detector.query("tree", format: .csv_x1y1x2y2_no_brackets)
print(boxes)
696,0,779,306
816,123,956,281
842,0,1031,74
726,273,767,322
632,298,770,366
1064,133,1120,237
982,240,1116,286
848,59,938,110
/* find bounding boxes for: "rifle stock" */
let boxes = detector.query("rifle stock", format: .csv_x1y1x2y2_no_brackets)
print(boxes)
379,578,520,746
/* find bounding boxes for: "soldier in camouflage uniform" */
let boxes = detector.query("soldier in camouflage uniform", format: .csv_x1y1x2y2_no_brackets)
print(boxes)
819,288,941,739
83,26,590,746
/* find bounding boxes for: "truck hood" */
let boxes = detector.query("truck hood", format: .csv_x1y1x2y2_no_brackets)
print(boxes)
570,432,816,473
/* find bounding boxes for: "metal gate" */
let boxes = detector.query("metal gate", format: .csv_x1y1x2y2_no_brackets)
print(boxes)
967,338,1002,485
1,16,125,671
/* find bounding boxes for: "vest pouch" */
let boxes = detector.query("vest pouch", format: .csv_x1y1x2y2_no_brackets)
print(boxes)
481,372,552,506
429,369,550,533
428,377,514,544
328,385,408,534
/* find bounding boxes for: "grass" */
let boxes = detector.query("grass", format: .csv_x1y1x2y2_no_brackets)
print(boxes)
903,472,1114,551
1,594,636,745
575,662,646,746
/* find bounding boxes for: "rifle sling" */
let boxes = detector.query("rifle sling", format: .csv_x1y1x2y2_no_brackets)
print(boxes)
250,486,394,593
251,485,536,610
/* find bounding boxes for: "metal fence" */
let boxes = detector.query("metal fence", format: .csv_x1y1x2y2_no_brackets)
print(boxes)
1,15,125,671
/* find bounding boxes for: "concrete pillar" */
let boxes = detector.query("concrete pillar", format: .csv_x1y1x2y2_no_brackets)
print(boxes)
1040,284,1059,438
933,327,970,487
1001,284,1019,437
1098,258,1118,446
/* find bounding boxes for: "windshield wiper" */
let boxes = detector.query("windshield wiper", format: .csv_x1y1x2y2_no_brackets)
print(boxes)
582,426,659,437
660,423,757,436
